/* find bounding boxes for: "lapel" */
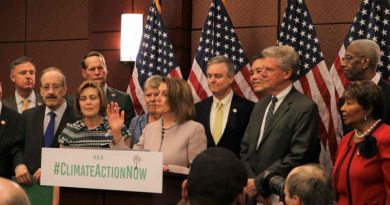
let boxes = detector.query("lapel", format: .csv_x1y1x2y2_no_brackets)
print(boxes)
52,104,73,147
9,96,18,111
106,87,117,103
203,97,213,140
36,93,44,107
35,106,46,147
249,97,269,152
221,95,239,138
258,88,296,146
0,108,7,141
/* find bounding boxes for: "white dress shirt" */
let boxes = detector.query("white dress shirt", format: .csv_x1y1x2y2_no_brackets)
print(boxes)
210,90,233,137
15,91,37,113
43,101,67,135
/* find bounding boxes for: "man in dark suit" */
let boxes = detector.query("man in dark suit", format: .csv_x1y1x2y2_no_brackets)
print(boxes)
195,56,254,156
339,39,390,134
3,56,43,113
0,81,22,179
240,45,320,204
80,51,135,127
13,67,77,185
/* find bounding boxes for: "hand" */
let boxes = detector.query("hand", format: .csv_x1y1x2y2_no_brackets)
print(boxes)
163,165,169,172
107,102,125,143
33,168,41,184
246,178,258,198
15,164,32,185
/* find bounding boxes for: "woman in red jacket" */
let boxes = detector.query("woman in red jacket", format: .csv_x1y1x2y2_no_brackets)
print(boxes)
333,81,390,205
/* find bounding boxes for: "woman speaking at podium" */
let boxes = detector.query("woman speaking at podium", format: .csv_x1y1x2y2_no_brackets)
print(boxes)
133,77,207,172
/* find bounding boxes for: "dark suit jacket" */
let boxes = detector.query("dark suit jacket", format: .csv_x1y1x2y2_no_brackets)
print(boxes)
0,105,21,178
338,79,390,134
2,91,44,112
66,86,134,127
195,94,254,156
12,104,77,174
240,87,320,195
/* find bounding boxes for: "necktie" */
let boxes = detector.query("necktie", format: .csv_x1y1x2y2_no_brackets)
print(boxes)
44,112,56,147
212,102,224,144
21,99,29,112
264,96,278,132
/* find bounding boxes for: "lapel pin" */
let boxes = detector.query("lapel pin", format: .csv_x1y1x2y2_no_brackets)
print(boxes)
38,102,42,106
232,108,237,113
111,93,116,97
1,120,6,125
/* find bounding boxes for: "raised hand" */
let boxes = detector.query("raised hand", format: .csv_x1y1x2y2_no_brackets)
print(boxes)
106,102,124,143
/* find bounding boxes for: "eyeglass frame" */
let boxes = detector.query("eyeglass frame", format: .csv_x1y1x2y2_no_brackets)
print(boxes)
40,83,65,92
341,54,365,62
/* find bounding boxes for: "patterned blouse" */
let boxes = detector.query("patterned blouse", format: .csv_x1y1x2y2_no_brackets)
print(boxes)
58,117,130,148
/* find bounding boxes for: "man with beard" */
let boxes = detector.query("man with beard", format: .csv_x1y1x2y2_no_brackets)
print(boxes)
13,67,77,185
3,56,43,113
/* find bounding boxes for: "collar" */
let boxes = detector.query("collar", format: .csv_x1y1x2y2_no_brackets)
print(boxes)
0,101,2,114
45,101,67,116
274,84,292,102
103,84,108,93
15,90,36,104
212,89,233,105
371,72,381,85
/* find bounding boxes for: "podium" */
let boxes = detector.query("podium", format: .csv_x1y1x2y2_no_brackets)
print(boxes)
60,172,186,205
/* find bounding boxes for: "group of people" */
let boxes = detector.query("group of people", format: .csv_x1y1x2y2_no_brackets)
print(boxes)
0,38,389,205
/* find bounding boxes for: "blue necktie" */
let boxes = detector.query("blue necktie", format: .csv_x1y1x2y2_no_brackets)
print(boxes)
44,111,56,147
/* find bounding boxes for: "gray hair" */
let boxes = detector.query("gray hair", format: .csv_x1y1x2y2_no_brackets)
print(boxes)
143,75,163,91
40,67,67,86
286,164,333,205
10,56,35,73
348,39,381,70
262,45,299,80
207,55,235,76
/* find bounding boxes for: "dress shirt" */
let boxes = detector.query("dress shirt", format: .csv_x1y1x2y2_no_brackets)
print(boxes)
0,102,2,114
371,72,380,84
257,85,292,148
43,101,67,135
15,91,36,113
210,90,233,135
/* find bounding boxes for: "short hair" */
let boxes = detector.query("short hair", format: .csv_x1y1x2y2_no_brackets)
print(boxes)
343,80,384,120
187,147,247,205
81,51,107,69
143,75,162,91
207,55,235,76
250,53,265,66
40,67,67,86
261,45,299,80
10,56,35,73
348,39,381,70
286,164,333,205
75,80,107,117
161,77,194,124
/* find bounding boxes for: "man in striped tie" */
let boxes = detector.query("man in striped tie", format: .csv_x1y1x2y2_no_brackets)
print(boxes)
240,45,320,204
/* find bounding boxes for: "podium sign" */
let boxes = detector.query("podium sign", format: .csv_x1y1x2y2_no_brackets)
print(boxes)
41,148,163,193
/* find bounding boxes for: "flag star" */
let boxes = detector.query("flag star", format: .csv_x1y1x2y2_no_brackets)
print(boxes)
358,30,364,36
385,8,390,15
359,19,365,25
308,24,313,30
361,9,367,15
363,0,369,4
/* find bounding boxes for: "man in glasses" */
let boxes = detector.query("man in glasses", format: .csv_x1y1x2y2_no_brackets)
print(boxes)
13,67,77,185
3,56,43,113
340,39,390,133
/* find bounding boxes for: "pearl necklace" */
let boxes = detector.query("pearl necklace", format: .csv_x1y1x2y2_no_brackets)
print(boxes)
354,119,382,139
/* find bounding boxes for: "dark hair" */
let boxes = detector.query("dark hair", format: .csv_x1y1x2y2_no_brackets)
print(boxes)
74,80,107,117
10,56,35,72
162,77,194,124
343,80,384,120
187,147,247,205
250,53,265,66
286,164,333,205
81,51,107,69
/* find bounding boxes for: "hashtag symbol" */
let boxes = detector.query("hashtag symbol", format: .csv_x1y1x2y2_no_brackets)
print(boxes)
54,162,60,175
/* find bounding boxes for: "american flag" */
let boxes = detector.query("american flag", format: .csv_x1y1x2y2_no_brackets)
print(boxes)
127,0,182,114
187,0,257,103
278,0,342,167
330,0,390,98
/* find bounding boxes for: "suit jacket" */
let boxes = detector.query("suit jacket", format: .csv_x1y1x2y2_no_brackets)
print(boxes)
195,94,254,156
0,105,21,178
12,104,77,174
240,87,320,195
338,79,390,134
106,86,134,127
66,86,135,127
2,91,44,112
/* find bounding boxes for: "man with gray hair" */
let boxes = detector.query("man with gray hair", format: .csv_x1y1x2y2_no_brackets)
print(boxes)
240,45,320,204
0,177,31,205
195,55,254,156
283,164,333,205
340,39,390,132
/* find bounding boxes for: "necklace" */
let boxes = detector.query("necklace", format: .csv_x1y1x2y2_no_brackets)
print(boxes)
354,119,382,139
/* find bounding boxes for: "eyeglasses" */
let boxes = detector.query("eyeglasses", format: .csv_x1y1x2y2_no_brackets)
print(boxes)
341,55,365,62
41,84,63,92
